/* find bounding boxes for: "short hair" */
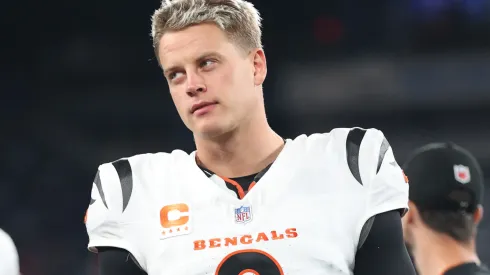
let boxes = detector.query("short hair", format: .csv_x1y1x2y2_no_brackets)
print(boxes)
151,0,263,62
419,209,477,243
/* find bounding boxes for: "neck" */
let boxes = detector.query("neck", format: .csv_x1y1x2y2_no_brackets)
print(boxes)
194,113,284,178
412,230,480,275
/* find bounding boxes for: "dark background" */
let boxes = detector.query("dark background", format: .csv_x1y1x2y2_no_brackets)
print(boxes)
2,0,490,274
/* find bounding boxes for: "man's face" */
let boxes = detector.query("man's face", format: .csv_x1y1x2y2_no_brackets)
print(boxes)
158,23,267,138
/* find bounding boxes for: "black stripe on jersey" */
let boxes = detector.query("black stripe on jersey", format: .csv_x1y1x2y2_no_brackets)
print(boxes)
224,182,241,198
346,128,366,185
200,166,214,178
94,170,108,209
112,159,133,213
376,138,390,173
254,162,273,183
358,216,375,250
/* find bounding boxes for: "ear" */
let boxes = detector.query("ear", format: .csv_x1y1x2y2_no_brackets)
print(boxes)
402,201,419,245
405,201,421,226
473,205,484,225
251,48,267,86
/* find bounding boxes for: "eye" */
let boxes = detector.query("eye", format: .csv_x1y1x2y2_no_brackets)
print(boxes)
168,71,183,80
200,59,216,68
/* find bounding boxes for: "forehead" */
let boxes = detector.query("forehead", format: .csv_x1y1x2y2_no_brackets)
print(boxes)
158,23,237,67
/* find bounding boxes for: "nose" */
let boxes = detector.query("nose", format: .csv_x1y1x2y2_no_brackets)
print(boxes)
186,72,206,97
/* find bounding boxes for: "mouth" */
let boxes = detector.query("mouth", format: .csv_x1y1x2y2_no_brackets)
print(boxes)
191,101,217,114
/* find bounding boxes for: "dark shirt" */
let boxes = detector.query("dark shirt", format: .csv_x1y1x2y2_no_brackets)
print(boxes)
444,263,490,275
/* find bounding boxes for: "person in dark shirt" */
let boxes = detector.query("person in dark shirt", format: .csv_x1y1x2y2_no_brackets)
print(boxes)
403,142,489,275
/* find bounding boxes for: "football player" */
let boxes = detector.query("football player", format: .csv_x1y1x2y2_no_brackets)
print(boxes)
0,228,20,275
85,0,416,274
403,143,489,275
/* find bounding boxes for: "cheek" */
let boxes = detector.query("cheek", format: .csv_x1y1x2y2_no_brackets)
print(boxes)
401,216,409,236
170,90,187,113
215,66,235,91
402,222,409,240
217,62,251,92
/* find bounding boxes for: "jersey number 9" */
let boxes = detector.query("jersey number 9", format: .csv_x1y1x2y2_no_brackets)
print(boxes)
215,249,284,275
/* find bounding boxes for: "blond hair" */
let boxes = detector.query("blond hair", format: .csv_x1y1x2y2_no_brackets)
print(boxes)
151,0,262,60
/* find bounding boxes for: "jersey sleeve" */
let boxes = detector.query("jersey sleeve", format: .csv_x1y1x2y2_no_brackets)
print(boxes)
0,229,19,275
357,128,409,219
85,162,145,269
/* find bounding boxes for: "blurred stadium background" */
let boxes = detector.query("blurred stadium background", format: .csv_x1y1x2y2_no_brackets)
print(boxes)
1,0,490,274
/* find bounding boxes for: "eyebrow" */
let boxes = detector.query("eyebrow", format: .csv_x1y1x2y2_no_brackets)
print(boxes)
162,66,177,77
195,51,222,62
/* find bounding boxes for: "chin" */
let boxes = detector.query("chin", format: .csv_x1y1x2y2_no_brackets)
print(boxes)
193,120,235,139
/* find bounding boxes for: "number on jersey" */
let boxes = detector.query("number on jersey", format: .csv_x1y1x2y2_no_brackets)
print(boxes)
215,249,283,275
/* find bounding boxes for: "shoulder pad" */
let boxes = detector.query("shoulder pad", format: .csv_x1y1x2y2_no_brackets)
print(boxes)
346,128,390,185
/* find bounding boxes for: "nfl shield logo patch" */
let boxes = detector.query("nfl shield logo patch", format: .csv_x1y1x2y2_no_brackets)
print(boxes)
453,165,471,184
234,205,252,224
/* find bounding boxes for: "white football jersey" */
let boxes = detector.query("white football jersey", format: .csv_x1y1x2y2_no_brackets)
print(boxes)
0,229,20,275
85,128,409,275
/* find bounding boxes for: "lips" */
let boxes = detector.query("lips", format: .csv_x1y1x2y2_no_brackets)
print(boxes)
191,101,216,113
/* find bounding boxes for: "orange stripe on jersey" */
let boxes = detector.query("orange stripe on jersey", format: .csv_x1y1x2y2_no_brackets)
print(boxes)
219,176,246,199
402,170,409,184
248,181,257,192
239,269,259,275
